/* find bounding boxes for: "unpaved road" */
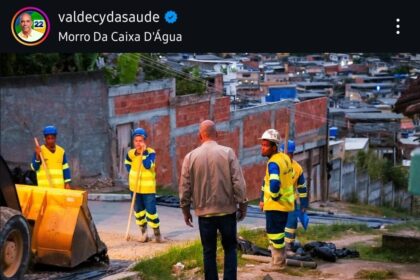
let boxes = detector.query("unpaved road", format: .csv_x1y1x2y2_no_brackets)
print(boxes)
238,260,420,280
25,201,265,279
90,201,265,261
236,233,420,280
24,200,420,279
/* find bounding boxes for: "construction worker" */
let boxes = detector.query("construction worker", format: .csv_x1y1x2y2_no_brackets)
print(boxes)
31,125,71,189
281,140,309,254
258,129,295,271
125,128,162,243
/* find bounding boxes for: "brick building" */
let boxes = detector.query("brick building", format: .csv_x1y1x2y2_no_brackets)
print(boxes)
1,71,328,201
109,77,328,200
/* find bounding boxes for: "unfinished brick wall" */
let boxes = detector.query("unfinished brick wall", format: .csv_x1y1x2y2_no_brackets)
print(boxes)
243,111,271,148
295,98,327,135
114,89,170,115
2,71,327,196
110,78,328,199
275,108,289,139
176,102,210,127
217,128,240,156
214,98,230,122
175,133,200,182
137,116,172,186
242,164,266,199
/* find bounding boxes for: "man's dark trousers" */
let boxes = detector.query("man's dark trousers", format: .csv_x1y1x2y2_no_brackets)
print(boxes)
198,213,237,280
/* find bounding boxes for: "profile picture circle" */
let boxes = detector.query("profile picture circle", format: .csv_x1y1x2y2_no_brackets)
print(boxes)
11,7,50,46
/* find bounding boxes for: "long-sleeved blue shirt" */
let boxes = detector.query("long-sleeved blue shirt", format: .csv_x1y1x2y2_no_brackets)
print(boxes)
125,148,156,172
296,172,308,208
267,162,281,200
31,152,71,183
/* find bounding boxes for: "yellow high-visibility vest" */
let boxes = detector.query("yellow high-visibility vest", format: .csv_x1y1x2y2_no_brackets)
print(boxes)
37,145,66,188
263,152,295,212
292,160,303,200
127,148,156,194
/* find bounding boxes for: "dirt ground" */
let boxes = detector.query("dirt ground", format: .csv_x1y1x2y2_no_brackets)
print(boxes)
24,230,175,280
235,232,420,280
99,231,183,262
95,201,420,279
237,260,420,280
101,230,420,280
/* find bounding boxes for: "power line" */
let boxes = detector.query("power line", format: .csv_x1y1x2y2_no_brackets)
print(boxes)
121,54,408,136
291,108,402,136
137,54,215,92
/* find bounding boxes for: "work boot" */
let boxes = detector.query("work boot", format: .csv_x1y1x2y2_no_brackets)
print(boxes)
153,228,164,243
262,246,286,272
139,225,149,243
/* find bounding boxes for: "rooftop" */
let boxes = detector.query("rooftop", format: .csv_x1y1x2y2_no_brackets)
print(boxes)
329,140,345,146
346,112,404,121
348,83,394,89
399,136,420,146
329,107,381,114
377,98,398,106
297,82,333,87
298,92,327,99
345,138,369,150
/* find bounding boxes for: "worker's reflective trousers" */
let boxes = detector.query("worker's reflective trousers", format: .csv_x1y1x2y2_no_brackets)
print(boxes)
285,202,301,244
266,210,288,249
131,192,160,228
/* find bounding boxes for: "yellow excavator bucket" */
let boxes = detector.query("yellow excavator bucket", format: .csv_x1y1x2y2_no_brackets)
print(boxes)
15,184,107,268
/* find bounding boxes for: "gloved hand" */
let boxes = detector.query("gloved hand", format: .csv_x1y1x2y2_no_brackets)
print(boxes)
236,201,248,221
182,207,193,227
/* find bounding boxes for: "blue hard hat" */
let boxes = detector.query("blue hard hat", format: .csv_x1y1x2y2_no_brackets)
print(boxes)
280,140,295,153
132,128,147,139
43,125,57,136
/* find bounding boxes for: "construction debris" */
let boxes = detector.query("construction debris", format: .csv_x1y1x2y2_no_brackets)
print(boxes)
302,241,359,262
285,259,317,268
237,236,270,256
238,237,360,269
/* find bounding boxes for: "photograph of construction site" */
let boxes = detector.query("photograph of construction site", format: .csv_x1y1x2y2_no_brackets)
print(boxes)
1,53,420,280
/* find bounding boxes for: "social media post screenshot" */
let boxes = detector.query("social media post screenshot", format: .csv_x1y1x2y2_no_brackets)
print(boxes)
1,1,420,279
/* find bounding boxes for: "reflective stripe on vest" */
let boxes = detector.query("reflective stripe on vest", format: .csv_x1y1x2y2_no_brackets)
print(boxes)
292,160,303,201
37,145,65,188
263,152,295,212
128,148,156,193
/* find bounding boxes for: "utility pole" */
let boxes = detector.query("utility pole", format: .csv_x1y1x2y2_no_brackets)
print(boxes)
321,104,330,202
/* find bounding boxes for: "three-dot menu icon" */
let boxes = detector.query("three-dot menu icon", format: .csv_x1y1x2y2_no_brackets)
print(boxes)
396,18,400,35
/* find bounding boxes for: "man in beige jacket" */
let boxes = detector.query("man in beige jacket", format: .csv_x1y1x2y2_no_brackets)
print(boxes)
179,120,248,280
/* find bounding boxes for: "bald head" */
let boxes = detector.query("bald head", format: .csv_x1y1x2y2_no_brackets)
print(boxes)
20,13,33,35
199,120,217,141
20,13,32,22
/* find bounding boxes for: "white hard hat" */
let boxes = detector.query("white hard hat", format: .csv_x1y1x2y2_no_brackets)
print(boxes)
259,129,281,143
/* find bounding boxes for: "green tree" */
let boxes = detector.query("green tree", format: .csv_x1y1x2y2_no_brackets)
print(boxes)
140,54,206,95
389,165,409,190
74,53,99,72
117,53,140,84
392,65,411,75
356,150,408,189
0,53,99,76
103,53,141,85
175,66,206,95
